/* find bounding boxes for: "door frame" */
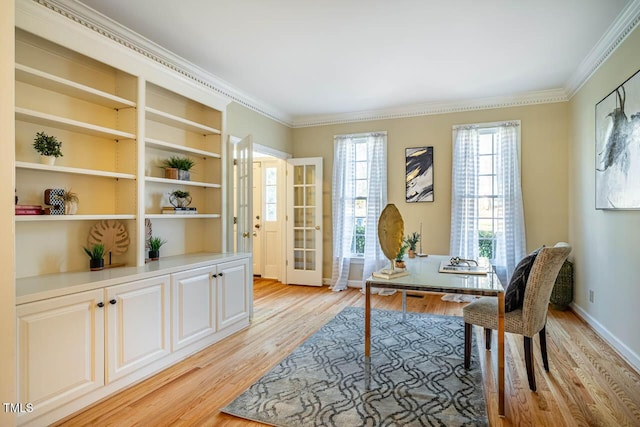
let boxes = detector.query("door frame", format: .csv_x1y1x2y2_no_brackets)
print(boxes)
254,144,291,283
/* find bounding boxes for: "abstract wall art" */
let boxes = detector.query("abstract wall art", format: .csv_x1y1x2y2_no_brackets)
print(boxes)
595,68,640,209
405,146,433,202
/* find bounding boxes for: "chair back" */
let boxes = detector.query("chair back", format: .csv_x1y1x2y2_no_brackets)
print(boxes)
521,242,572,336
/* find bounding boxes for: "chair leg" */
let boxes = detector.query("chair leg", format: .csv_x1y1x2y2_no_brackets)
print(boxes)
484,328,492,350
539,325,549,371
464,322,471,369
524,336,536,391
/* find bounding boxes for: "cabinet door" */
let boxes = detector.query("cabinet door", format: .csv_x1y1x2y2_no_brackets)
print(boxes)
171,266,216,351
217,258,251,329
16,289,105,421
106,275,170,382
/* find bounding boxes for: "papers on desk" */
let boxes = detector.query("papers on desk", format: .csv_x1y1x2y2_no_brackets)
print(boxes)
438,261,489,275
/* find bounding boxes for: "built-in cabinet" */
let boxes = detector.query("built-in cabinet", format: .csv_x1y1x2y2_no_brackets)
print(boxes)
106,275,171,382
13,7,250,427
16,255,251,427
16,289,105,420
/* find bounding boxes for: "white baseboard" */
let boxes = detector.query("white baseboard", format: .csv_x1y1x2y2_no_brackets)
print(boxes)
322,278,363,289
570,302,640,374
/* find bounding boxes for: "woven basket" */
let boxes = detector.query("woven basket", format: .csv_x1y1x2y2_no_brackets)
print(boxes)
550,260,573,310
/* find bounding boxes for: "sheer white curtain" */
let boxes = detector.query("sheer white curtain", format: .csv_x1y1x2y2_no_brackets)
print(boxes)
362,136,388,285
450,126,481,261
331,133,387,291
450,122,525,283
494,123,526,281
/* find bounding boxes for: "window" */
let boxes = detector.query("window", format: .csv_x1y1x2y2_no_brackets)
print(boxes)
450,121,525,282
352,138,369,256
477,129,502,261
331,132,387,291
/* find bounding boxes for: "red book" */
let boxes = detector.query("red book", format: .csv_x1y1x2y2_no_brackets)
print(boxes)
16,204,43,209
15,208,44,215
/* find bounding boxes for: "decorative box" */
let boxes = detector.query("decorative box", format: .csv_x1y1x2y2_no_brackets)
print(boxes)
44,188,65,215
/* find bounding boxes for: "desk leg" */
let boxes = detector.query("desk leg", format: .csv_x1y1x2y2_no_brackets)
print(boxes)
402,290,407,321
364,282,371,389
498,292,505,416
365,282,371,358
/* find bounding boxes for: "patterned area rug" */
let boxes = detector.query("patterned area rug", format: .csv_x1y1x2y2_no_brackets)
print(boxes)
222,307,488,426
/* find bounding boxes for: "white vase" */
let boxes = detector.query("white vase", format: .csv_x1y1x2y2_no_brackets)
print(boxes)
40,155,55,166
64,201,78,215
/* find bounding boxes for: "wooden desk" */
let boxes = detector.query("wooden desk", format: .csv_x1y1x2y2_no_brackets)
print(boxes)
364,255,506,416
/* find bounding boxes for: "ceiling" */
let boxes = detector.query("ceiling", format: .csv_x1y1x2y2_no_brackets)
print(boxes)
72,0,636,125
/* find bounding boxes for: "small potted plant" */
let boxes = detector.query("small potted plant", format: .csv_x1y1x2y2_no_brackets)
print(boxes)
33,131,63,165
404,232,420,258
148,236,166,261
395,244,408,269
84,243,105,271
63,189,79,215
169,190,192,208
162,156,195,181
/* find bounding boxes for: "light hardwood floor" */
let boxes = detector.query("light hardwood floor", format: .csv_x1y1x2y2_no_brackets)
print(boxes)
56,278,640,426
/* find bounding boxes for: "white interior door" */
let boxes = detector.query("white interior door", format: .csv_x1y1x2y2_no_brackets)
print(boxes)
286,157,323,286
252,162,262,275
235,135,253,254
262,159,283,279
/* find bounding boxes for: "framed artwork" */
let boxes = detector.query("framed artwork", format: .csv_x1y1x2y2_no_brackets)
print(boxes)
405,146,433,202
595,68,640,209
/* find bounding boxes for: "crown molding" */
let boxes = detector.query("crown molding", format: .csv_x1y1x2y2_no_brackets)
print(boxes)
565,0,640,98
29,0,640,129
291,89,568,128
34,0,294,126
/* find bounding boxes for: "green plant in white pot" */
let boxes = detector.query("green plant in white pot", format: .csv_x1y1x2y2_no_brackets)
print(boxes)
33,131,63,165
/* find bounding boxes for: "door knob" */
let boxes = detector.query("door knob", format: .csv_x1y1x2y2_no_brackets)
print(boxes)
242,232,250,238
253,231,257,237
315,225,320,230
254,224,261,229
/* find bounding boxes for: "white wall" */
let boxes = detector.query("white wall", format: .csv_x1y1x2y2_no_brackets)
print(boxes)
569,24,640,370
0,0,16,423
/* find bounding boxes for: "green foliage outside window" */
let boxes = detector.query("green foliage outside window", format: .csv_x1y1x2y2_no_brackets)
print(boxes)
353,223,366,255
478,230,495,259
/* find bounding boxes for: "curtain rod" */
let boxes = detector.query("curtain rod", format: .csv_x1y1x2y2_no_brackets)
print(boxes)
334,131,387,139
452,120,520,130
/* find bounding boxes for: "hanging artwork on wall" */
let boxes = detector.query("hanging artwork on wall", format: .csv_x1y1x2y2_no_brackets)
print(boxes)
595,68,640,209
405,146,434,202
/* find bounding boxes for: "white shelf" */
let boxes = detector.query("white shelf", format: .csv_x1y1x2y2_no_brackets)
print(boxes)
145,214,221,219
16,161,137,180
16,107,136,140
15,64,136,109
145,137,221,159
146,107,221,135
16,214,136,222
145,176,220,188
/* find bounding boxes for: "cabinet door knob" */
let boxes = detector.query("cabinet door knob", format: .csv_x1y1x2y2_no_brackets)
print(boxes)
212,273,218,278
109,299,117,305
97,302,104,308
218,272,224,277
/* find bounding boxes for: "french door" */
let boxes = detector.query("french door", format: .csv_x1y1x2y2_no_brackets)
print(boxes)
235,135,253,254
286,158,323,286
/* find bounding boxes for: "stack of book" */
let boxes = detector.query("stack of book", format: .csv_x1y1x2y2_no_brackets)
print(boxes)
161,206,198,214
15,204,44,215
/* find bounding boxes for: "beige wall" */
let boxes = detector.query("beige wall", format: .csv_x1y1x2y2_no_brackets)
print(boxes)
568,25,640,366
293,102,569,279
227,102,293,154
1,0,16,422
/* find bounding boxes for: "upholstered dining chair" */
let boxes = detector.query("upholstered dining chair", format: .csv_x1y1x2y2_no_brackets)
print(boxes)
462,242,572,391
